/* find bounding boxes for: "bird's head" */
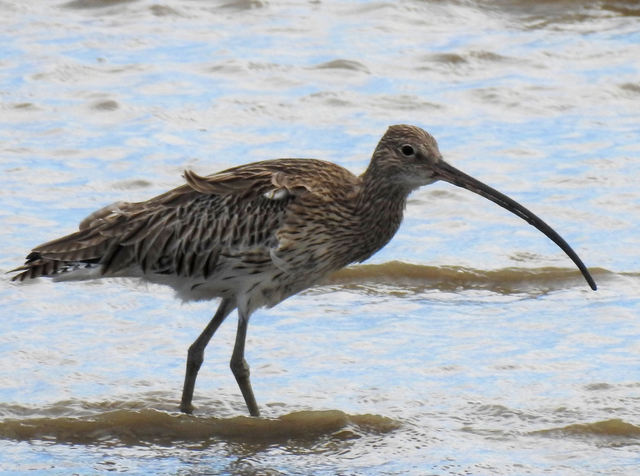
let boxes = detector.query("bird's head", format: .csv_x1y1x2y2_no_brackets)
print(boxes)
369,124,445,190
366,124,597,291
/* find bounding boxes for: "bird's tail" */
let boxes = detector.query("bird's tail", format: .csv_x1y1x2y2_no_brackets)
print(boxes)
9,252,101,282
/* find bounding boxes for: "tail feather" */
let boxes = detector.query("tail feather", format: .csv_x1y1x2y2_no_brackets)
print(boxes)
9,251,102,282
10,212,121,282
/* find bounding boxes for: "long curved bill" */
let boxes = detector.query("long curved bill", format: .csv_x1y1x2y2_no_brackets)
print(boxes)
433,160,597,291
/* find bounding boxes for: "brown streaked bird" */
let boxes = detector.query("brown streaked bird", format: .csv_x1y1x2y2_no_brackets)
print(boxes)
11,124,597,417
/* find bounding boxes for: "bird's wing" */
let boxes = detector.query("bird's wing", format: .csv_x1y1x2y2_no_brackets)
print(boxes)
12,159,359,281
182,158,346,199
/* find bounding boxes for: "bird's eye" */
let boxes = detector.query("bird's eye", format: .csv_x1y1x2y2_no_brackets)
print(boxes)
400,144,415,157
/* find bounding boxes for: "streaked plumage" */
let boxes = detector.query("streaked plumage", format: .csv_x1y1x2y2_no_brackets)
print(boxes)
11,124,596,417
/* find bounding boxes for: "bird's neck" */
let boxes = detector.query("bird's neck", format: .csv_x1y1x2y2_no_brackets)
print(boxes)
353,170,411,262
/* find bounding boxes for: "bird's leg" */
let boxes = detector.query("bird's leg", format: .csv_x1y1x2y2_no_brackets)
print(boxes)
230,311,260,417
180,298,235,414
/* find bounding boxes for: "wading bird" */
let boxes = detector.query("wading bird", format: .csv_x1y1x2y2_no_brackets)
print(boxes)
11,125,596,417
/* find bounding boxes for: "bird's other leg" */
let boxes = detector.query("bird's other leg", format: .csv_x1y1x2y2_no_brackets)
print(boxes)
230,310,260,417
180,298,235,414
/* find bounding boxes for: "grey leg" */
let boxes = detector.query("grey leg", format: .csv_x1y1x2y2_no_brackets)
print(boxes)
230,311,260,417
180,298,235,414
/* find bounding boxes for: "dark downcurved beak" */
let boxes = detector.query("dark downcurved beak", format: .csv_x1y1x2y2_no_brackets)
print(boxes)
433,160,597,291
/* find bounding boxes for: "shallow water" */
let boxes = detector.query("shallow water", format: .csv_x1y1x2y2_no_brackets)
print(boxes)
1,0,640,474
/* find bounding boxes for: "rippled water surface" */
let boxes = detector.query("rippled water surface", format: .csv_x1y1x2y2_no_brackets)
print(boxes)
1,0,640,474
